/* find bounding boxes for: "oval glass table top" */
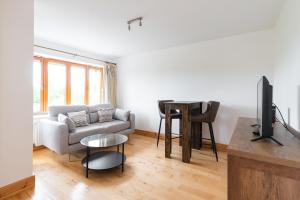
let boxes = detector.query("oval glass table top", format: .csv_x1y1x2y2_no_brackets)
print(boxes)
80,133,128,148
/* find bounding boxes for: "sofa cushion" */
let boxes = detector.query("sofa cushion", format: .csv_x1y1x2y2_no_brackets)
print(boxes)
98,108,115,122
114,109,130,121
87,104,112,113
67,111,89,127
100,120,130,133
69,124,107,144
48,105,88,117
89,112,99,123
68,120,130,144
58,114,76,132
86,114,91,124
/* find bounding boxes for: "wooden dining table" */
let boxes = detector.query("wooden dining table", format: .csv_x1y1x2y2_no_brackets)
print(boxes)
164,101,202,163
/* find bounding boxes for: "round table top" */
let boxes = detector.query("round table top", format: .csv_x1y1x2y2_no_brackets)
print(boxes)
80,133,128,148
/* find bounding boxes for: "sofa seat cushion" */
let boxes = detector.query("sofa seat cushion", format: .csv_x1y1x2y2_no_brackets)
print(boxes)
98,120,130,133
69,124,106,145
68,120,130,145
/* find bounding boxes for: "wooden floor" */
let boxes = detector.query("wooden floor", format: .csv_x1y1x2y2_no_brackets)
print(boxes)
6,134,227,200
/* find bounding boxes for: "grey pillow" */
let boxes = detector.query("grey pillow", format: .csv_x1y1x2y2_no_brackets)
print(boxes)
98,108,115,122
113,109,130,121
86,114,91,124
89,112,99,123
67,110,89,127
58,113,76,132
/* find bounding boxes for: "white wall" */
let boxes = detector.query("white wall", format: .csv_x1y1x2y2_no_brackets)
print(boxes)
117,30,275,144
273,0,300,131
0,0,33,186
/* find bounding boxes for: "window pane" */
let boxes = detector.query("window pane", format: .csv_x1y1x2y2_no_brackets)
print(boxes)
71,66,86,105
33,60,42,112
89,68,101,105
48,62,66,106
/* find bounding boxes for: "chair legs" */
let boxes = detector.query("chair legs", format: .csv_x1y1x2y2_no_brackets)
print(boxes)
199,123,202,148
157,118,162,147
208,122,218,162
188,122,218,162
190,122,193,158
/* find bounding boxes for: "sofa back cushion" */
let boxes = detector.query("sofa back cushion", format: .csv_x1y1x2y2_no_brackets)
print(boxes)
87,104,112,113
48,105,88,117
48,104,112,124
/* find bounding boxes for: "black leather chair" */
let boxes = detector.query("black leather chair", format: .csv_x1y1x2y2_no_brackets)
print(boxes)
190,101,220,161
157,100,182,147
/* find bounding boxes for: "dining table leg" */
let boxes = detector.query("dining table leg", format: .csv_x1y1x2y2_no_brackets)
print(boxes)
165,104,172,158
182,106,191,163
179,118,183,146
199,122,203,148
199,103,203,148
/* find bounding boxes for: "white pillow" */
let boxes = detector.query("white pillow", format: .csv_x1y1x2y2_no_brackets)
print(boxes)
98,108,115,122
67,110,89,127
114,109,130,121
58,113,76,132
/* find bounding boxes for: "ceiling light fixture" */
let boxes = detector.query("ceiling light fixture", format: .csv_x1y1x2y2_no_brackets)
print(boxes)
127,17,143,31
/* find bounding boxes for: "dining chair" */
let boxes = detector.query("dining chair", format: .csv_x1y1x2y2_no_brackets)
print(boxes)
157,100,182,147
190,101,220,161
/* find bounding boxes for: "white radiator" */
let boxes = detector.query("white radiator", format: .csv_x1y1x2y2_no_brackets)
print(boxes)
33,114,48,146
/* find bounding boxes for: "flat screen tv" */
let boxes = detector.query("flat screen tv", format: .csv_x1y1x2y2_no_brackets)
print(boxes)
252,76,282,145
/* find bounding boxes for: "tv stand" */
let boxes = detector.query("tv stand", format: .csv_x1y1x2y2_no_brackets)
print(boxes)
228,118,300,199
251,136,283,146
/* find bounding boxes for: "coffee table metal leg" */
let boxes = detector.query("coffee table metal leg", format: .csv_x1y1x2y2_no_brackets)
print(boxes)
86,146,90,178
122,143,124,172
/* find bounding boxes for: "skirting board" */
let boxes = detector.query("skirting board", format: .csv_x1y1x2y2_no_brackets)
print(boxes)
33,144,45,151
134,129,228,152
0,175,35,199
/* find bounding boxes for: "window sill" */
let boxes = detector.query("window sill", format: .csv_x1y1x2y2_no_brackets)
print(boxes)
33,112,48,119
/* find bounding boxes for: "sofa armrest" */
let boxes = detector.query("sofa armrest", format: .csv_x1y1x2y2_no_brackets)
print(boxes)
39,119,69,154
129,113,135,130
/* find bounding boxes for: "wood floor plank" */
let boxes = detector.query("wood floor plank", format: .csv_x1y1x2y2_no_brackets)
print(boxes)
5,134,227,200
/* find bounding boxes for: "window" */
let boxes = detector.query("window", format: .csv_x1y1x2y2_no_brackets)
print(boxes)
33,56,103,112
47,62,66,106
71,66,86,105
89,68,102,105
33,60,42,112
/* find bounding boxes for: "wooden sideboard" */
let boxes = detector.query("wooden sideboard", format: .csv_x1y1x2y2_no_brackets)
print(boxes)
228,117,300,200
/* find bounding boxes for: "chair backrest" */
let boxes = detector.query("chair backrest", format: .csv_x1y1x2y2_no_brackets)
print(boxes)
206,101,220,122
157,100,174,117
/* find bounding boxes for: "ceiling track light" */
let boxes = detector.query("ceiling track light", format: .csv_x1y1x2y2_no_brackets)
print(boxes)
127,17,143,31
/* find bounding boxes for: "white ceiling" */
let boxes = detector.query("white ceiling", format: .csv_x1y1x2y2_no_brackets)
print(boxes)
34,0,284,58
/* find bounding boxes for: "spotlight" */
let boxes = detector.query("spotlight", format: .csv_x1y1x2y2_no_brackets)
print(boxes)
127,17,143,31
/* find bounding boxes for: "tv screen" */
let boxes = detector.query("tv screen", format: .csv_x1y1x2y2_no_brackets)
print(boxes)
257,78,263,135
256,76,273,137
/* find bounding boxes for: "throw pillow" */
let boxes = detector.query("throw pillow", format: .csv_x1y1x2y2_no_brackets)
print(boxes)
89,112,99,123
58,113,76,132
98,108,115,122
67,110,89,127
113,109,130,121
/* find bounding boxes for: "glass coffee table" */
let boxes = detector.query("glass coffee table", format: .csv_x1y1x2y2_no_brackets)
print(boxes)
80,133,128,178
